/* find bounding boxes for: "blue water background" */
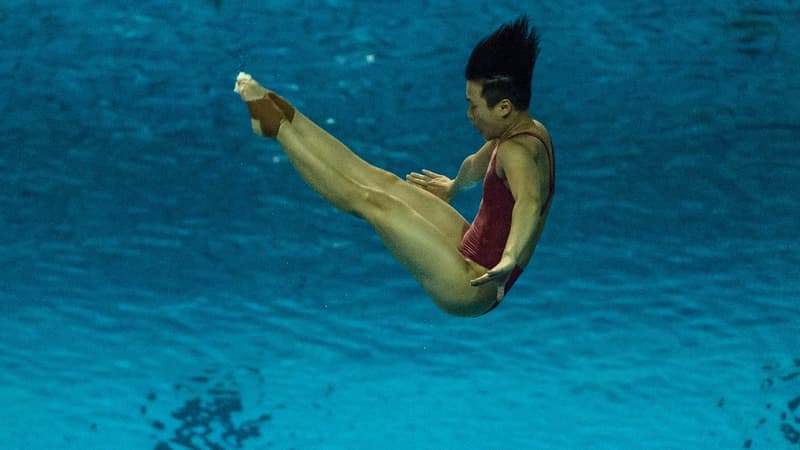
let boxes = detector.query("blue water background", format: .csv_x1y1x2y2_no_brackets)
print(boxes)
1,0,799,449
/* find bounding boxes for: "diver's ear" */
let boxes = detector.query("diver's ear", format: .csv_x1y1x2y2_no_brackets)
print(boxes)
495,98,514,118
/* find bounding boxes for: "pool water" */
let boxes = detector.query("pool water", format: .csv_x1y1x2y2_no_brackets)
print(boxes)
1,1,799,449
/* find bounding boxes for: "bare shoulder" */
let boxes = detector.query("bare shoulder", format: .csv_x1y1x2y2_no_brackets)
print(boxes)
532,119,553,146
496,130,550,180
497,135,544,164
512,121,552,152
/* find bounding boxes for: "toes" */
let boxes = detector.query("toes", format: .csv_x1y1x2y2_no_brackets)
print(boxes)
239,83,268,102
234,72,252,94
234,72,268,100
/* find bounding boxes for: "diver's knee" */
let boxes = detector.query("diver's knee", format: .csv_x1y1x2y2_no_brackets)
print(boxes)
360,186,392,212
352,185,406,225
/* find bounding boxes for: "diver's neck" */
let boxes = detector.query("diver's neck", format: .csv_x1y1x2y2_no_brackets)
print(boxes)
498,112,534,142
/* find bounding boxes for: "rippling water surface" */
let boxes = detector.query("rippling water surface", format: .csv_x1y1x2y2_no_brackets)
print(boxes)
1,1,799,449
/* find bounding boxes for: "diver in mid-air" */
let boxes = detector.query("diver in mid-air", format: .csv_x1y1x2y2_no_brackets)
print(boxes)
235,17,554,317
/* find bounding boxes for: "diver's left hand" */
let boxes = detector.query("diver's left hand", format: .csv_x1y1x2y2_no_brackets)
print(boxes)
470,255,516,300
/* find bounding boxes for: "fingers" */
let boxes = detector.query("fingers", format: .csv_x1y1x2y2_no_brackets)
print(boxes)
406,170,444,184
471,273,506,302
471,273,508,301
470,272,493,286
407,170,453,203
470,269,510,287
405,172,431,186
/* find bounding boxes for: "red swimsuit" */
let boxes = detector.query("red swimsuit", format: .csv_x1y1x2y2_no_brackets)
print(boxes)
459,130,555,308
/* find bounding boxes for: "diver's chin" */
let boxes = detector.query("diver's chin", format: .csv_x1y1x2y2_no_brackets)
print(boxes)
480,131,499,141
472,123,494,141
474,127,491,141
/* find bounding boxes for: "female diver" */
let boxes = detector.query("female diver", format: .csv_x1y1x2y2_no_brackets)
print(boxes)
234,17,554,317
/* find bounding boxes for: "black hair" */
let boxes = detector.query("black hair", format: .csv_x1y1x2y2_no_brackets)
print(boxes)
465,16,541,110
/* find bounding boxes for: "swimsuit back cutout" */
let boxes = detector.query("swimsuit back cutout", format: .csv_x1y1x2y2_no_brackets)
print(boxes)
459,129,555,300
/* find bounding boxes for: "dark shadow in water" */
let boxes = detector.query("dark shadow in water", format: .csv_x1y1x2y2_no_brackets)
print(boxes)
143,367,272,450
733,358,800,448
723,7,783,57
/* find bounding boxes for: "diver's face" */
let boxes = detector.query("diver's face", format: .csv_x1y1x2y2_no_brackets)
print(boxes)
466,80,504,140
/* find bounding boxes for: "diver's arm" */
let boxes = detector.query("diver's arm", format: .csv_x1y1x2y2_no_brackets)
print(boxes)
470,140,543,288
406,140,494,202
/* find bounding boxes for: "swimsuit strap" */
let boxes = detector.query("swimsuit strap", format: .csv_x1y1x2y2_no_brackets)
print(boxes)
508,130,554,173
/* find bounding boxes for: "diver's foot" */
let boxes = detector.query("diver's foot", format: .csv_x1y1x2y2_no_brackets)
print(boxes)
234,72,282,138
234,72,288,138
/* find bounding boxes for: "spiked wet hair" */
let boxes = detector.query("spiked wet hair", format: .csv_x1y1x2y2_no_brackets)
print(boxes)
465,16,541,110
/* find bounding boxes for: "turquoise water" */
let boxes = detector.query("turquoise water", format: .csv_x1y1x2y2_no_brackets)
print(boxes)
1,1,799,449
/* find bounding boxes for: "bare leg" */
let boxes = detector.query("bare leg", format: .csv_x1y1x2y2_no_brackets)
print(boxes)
236,75,498,315
289,111,397,188
287,112,470,231
235,74,469,241
274,123,499,315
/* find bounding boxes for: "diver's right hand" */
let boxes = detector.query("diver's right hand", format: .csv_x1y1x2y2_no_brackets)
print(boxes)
406,169,454,202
